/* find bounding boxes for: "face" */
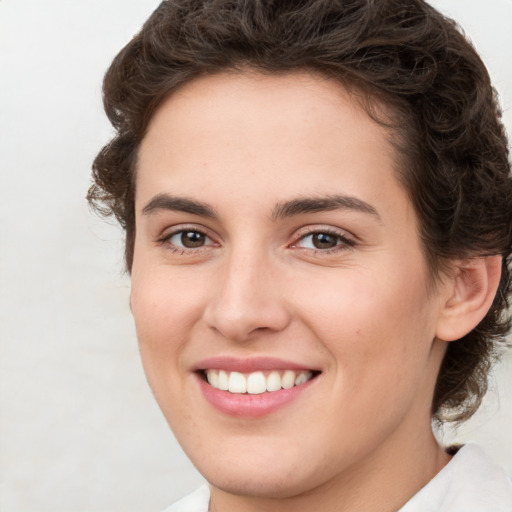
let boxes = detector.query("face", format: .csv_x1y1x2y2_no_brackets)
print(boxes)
131,72,450,500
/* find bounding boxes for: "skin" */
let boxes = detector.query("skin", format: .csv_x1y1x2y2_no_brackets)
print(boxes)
131,71,459,512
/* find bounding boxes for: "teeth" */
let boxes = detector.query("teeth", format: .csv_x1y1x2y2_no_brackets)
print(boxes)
218,370,229,391
247,371,266,394
295,371,312,385
281,370,296,389
228,371,247,393
204,369,315,394
266,371,281,392
206,370,219,388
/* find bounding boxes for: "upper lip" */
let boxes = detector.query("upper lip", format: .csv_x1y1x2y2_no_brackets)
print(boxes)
194,356,320,373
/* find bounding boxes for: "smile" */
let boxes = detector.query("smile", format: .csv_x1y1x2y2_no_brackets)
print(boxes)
195,357,321,417
204,369,315,394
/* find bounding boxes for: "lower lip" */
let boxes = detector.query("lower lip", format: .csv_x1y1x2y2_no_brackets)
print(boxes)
197,374,316,418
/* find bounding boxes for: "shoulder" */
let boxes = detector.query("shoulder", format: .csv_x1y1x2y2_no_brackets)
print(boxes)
162,485,210,512
400,443,512,512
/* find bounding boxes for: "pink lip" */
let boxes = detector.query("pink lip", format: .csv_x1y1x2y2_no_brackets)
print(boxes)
194,356,318,373
197,376,317,418
194,357,320,418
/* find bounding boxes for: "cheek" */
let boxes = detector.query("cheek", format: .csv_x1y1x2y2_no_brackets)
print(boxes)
129,269,204,391
295,261,435,390
129,271,199,424
131,266,206,340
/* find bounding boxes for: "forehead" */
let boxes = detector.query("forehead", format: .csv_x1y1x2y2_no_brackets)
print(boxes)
137,71,404,205
133,74,426,260
143,71,390,145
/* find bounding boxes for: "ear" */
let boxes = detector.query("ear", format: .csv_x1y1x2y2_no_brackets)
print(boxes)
435,255,502,342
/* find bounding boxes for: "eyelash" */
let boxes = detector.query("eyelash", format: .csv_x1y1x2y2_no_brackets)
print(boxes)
157,226,216,254
157,226,356,255
291,228,356,255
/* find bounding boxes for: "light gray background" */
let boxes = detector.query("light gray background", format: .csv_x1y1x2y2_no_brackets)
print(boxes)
1,1,511,511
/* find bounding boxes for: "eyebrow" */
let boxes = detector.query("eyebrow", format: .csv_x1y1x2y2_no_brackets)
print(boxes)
142,194,218,218
271,195,380,221
141,193,380,221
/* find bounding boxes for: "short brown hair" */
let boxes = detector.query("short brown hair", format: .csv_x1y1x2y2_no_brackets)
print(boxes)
89,0,512,423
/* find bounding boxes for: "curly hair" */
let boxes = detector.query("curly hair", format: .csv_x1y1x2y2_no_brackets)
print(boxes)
88,0,512,423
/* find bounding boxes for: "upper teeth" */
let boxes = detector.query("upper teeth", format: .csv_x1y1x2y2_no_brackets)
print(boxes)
205,370,314,395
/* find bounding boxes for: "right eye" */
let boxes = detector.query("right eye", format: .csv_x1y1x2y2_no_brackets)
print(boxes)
169,230,209,248
159,228,217,252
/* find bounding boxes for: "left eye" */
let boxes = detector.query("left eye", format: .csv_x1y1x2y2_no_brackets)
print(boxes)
168,230,213,249
296,232,350,250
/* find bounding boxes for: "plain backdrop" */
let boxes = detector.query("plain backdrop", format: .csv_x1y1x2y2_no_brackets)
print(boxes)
1,1,511,511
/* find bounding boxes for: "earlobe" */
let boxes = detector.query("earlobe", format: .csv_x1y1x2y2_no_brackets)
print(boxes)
435,255,502,342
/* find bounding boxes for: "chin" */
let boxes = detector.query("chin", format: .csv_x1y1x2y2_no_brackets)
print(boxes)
205,468,314,500
185,438,333,500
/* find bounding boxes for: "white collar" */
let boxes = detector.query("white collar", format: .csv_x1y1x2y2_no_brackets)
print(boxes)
399,443,512,512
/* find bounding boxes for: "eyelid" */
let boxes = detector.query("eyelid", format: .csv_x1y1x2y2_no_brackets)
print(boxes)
292,224,355,240
289,225,357,251
157,224,219,249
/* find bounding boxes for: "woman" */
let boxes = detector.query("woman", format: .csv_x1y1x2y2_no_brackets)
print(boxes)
89,1,512,510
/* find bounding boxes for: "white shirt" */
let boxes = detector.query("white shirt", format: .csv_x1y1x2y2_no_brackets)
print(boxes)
398,443,512,512
164,444,512,512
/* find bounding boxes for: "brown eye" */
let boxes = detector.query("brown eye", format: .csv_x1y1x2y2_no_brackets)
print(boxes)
180,231,206,248
293,230,355,252
311,232,338,249
165,229,213,250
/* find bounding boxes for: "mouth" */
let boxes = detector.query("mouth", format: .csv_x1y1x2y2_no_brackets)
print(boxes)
200,369,319,395
194,357,322,417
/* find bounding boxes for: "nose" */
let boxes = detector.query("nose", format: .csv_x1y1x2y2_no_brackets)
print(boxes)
203,250,292,342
